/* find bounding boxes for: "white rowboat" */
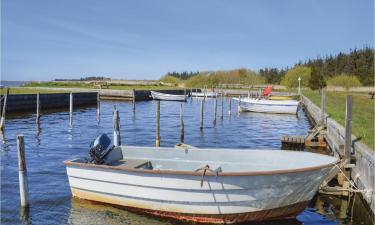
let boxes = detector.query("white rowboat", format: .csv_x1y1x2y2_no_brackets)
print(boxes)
191,91,218,98
234,98,299,114
150,91,187,101
65,145,338,224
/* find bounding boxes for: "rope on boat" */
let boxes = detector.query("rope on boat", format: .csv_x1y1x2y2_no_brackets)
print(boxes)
195,165,221,188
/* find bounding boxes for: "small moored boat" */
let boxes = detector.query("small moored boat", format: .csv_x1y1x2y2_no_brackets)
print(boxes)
150,91,187,101
191,91,218,98
64,134,338,224
234,97,300,114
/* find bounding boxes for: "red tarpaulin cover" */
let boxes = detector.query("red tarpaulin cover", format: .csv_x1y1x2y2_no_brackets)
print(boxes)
262,85,273,96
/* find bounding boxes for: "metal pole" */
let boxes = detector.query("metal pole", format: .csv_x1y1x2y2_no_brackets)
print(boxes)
180,103,184,143
156,101,160,147
213,98,217,127
17,134,29,207
113,107,121,146
200,99,204,130
344,95,352,160
132,89,136,112
0,88,9,132
320,88,326,126
69,92,73,126
36,92,41,124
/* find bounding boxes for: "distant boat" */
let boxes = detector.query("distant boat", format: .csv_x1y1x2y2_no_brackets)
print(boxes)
150,91,187,101
234,98,299,114
191,91,218,98
64,135,338,224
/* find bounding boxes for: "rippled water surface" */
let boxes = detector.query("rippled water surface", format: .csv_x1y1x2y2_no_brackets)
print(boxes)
0,98,372,225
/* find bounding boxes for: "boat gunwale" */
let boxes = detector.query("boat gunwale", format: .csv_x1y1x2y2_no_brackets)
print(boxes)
150,91,187,98
64,157,340,177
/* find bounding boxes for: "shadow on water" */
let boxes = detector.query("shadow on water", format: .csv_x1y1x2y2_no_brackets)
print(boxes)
0,98,373,225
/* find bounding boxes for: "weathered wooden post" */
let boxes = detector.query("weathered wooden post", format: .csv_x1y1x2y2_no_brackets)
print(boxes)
156,101,161,147
220,96,224,120
17,134,29,208
113,107,121,146
320,88,326,126
200,99,204,130
69,92,73,126
213,98,217,126
238,95,241,114
0,88,9,132
36,92,41,124
97,92,100,122
132,89,136,112
180,103,184,143
344,95,352,161
228,98,232,116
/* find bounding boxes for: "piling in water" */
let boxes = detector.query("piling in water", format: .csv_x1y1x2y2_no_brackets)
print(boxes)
200,100,204,130
132,89,136,112
0,88,9,132
36,92,41,125
213,98,217,127
180,103,184,143
220,96,224,120
113,107,121,146
17,134,29,208
69,92,73,126
97,92,100,122
156,101,160,147
237,95,241,114
228,98,232,116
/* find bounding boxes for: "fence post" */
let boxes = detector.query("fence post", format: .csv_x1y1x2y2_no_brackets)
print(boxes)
344,95,352,161
156,101,160,147
113,107,121,146
180,103,184,143
320,88,326,126
17,134,29,208
69,92,73,126
200,100,204,130
0,88,9,132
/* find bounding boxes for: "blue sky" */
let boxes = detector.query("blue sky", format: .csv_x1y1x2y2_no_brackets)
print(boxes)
1,0,374,81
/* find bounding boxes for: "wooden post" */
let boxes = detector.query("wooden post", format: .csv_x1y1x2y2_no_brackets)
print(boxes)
220,96,223,120
180,103,184,143
156,101,161,147
238,95,241,114
320,88,326,126
213,98,217,127
69,92,73,126
36,92,41,124
17,134,29,207
132,89,136,112
200,99,204,130
344,95,352,161
113,107,121,146
97,92,100,122
0,88,9,132
228,98,232,116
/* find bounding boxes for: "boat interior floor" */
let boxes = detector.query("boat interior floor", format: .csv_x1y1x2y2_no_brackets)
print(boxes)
110,159,153,170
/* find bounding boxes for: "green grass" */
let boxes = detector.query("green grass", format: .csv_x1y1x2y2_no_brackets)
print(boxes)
303,90,374,149
0,88,70,95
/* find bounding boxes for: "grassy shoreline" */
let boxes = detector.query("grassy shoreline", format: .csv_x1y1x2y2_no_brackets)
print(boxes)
303,90,374,149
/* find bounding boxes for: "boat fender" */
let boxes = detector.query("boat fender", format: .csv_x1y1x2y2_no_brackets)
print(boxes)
88,134,115,164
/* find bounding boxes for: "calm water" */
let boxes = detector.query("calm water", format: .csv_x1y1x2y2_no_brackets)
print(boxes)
0,98,372,225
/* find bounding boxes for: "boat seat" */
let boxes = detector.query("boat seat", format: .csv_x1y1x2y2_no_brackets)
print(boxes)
110,159,153,170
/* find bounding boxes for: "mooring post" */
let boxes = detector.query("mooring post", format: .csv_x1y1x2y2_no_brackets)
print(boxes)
344,95,352,161
132,89,136,112
113,107,121,146
228,98,232,116
320,88,326,126
96,92,100,122
156,101,161,147
0,88,9,132
200,99,204,130
36,92,41,125
213,98,217,127
17,134,29,208
220,96,224,120
180,103,184,143
238,95,241,114
69,92,73,126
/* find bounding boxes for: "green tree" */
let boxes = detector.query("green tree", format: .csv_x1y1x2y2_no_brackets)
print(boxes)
280,66,311,88
327,74,362,90
309,67,326,90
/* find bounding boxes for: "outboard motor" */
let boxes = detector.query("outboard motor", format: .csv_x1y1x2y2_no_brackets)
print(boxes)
88,134,114,164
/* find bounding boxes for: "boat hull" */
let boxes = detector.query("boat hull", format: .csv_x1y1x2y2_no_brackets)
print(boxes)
151,91,187,101
237,98,299,114
66,165,331,223
191,92,218,98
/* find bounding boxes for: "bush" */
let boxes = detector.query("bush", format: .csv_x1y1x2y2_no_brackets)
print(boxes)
309,67,326,90
159,75,180,85
327,74,362,90
185,75,209,88
280,66,311,88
